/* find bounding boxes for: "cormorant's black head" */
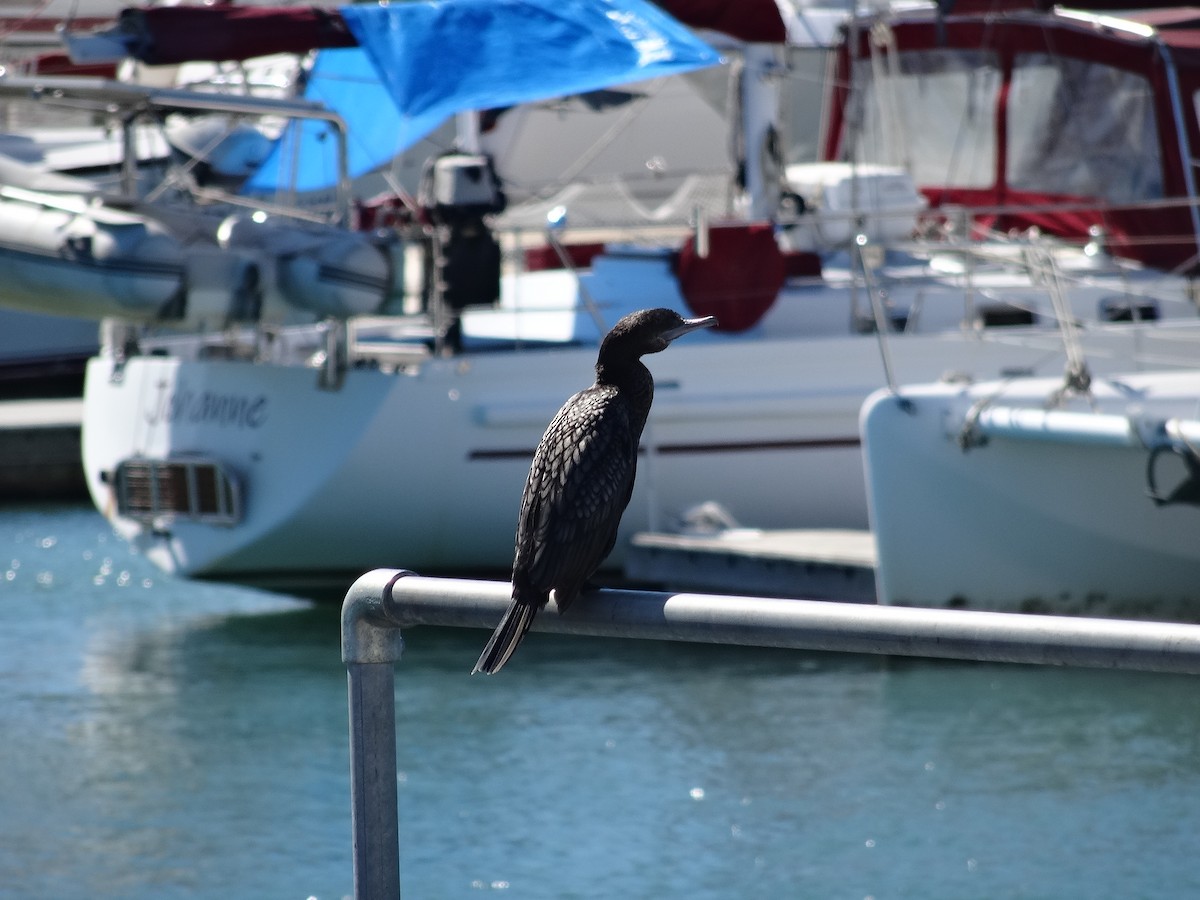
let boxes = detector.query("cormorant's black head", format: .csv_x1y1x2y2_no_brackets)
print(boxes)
599,308,717,362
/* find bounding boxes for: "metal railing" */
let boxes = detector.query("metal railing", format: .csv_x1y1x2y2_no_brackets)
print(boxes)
341,569,1200,899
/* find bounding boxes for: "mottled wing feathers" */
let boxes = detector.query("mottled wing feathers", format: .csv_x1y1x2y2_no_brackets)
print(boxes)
513,384,638,610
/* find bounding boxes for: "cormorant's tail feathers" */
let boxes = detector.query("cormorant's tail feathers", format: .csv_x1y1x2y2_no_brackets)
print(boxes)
472,600,538,674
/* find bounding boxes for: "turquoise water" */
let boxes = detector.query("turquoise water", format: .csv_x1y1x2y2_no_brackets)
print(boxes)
3,503,1199,899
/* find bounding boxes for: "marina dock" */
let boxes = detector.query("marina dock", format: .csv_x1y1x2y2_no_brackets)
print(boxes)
0,398,86,500
624,527,878,603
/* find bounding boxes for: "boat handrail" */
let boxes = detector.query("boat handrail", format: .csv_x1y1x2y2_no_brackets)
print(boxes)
0,73,354,225
496,195,1200,260
0,73,332,119
955,402,1200,481
963,406,1143,449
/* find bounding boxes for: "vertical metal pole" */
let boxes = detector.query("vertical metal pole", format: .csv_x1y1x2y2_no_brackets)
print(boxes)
857,233,900,394
121,113,139,197
1156,41,1200,266
343,569,411,900
347,663,401,900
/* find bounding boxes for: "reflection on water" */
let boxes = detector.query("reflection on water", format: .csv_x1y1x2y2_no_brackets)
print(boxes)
69,607,349,899
2,505,1200,898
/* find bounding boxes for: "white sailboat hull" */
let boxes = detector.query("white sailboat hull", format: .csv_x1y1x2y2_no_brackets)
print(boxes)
83,317,1200,584
83,336,871,580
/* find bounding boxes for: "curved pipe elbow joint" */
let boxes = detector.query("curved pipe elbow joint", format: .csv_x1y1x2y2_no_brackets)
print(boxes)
340,568,415,664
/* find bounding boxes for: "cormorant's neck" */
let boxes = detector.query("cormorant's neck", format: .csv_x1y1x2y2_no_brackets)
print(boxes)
595,355,650,390
596,356,655,433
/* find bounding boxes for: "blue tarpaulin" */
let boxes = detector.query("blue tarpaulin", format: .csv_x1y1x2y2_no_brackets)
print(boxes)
245,0,719,194
243,48,400,196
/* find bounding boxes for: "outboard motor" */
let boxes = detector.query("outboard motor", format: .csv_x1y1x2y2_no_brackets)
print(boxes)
419,152,506,351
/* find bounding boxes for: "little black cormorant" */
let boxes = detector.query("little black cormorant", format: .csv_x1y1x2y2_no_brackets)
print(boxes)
472,308,716,673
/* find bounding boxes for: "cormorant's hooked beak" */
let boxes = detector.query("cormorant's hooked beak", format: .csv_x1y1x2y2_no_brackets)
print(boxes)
661,315,717,342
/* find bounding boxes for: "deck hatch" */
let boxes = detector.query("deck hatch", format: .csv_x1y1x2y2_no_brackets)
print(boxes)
115,458,242,526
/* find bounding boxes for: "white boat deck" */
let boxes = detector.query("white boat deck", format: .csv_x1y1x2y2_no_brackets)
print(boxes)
624,528,878,603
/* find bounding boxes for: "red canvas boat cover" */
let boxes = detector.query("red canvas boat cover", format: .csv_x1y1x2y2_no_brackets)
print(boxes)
115,6,356,65
824,6,1200,271
653,0,786,43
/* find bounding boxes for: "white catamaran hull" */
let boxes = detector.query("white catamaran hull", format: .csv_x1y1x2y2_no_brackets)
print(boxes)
862,372,1200,619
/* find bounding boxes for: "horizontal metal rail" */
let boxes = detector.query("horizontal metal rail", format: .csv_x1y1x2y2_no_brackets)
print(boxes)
343,569,1200,673
341,569,1200,899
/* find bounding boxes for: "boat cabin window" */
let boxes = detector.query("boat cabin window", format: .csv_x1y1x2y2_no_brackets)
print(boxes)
842,49,998,189
1007,54,1162,204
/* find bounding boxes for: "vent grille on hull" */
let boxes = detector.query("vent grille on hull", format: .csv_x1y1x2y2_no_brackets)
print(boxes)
114,458,242,526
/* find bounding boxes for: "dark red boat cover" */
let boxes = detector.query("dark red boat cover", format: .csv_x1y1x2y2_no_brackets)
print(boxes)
117,6,356,65
653,0,786,43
